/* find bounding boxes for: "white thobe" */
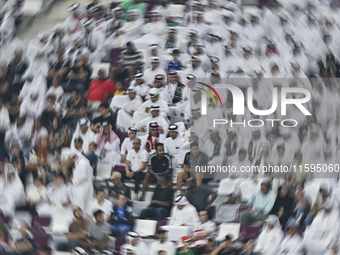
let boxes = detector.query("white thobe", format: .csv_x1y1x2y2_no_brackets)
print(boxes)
164,136,185,169
143,67,167,86
71,130,96,155
169,204,199,229
135,116,169,134
149,241,176,255
279,234,303,255
116,98,142,132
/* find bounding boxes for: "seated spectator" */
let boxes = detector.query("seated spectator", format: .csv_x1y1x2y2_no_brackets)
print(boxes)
95,122,120,166
176,236,197,255
85,142,98,177
239,238,256,255
303,199,340,255
89,189,113,222
254,215,284,255
63,89,87,127
140,173,173,220
164,124,186,168
119,0,147,17
110,42,143,81
9,141,27,187
140,143,172,201
41,94,61,126
120,127,138,164
7,47,29,86
88,209,111,252
114,80,126,96
57,207,91,252
167,49,183,71
46,75,64,102
87,69,116,104
0,164,25,216
116,88,142,132
211,235,239,255
304,183,338,227
286,188,310,229
150,229,176,255
139,123,166,155
7,89,22,123
270,184,294,227
177,142,208,194
91,102,116,133
64,54,92,93
169,195,199,228
192,210,216,251
109,172,131,203
240,179,276,226
8,221,35,255
110,193,133,237
71,118,95,155
125,138,148,200
21,177,47,215
185,178,217,211
279,220,303,255
120,231,150,255
47,50,69,86
49,116,70,154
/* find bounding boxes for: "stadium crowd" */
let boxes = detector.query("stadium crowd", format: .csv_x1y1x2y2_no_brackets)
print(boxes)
1,0,340,254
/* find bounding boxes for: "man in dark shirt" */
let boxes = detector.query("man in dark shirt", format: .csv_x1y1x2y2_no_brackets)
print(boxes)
47,50,70,85
185,178,217,211
91,102,116,133
57,207,90,251
211,235,240,255
109,171,131,202
140,173,173,220
176,141,208,194
140,143,172,201
63,89,87,127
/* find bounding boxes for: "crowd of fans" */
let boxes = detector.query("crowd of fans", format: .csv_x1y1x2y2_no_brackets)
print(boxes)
0,0,340,254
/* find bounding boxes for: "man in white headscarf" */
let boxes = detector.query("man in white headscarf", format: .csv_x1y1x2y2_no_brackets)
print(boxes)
69,151,94,215
142,11,167,38
63,3,85,35
116,87,142,132
254,215,284,255
279,220,304,255
71,118,95,155
164,124,185,170
82,20,105,63
0,30,24,62
0,164,25,216
119,9,145,45
128,73,149,98
19,87,45,125
143,57,167,87
134,105,169,134
202,128,226,167
301,124,326,164
303,199,340,255
169,195,199,228
120,231,149,255
185,56,206,79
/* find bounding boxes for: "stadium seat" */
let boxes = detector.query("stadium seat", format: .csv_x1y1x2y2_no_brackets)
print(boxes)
91,63,111,79
239,179,261,202
132,201,150,217
21,0,42,17
216,223,241,241
238,224,262,241
168,4,186,18
214,204,240,223
13,211,32,227
161,225,191,242
109,48,124,66
112,165,125,174
95,163,113,181
115,237,126,254
117,131,129,142
51,214,73,235
133,219,157,237
32,215,51,232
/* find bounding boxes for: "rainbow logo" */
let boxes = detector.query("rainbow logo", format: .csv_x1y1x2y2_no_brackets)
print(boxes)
197,82,223,106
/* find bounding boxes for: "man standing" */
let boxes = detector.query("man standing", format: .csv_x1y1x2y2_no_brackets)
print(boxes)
140,143,172,201
140,173,173,220
149,229,176,255
125,138,148,200
164,124,185,170
240,179,276,226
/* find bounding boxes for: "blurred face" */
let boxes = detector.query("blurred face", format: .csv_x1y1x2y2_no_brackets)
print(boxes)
150,128,158,136
156,145,164,157
71,91,80,100
130,14,137,21
170,76,178,84
118,194,127,207
96,191,105,202
34,119,42,130
103,126,110,135
158,233,166,242
34,179,42,187
192,60,199,68
74,140,83,150
192,112,201,120
280,186,288,197
183,240,191,248
151,48,158,56
151,62,159,69
131,239,138,246
133,139,141,150
267,222,275,229
126,45,133,53
243,51,251,58
239,151,246,161
151,95,159,103
100,106,109,116
261,183,269,194
80,125,88,134
129,132,136,140
151,110,159,118
288,228,297,236
198,210,208,223
95,213,104,223
98,69,105,80
278,147,285,156
74,208,82,219
295,190,304,200
12,145,19,155
191,145,199,156
169,131,178,140
116,82,124,90
129,91,137,100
